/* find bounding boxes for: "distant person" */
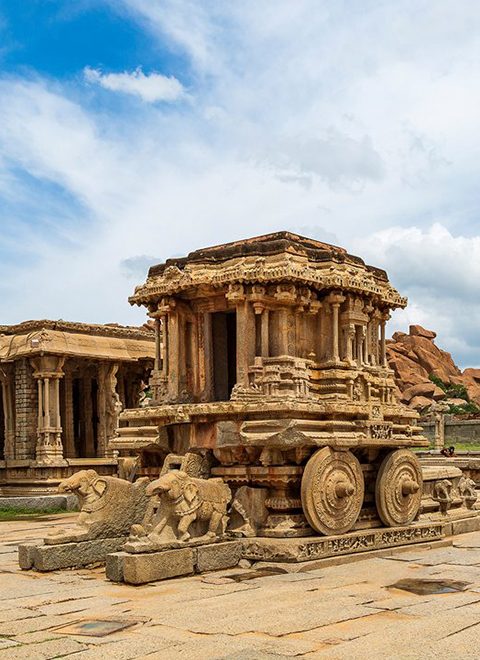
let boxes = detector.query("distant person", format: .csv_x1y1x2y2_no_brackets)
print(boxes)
440,446,455,457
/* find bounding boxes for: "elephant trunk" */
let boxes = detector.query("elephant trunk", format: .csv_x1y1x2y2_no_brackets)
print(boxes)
146,481,167,497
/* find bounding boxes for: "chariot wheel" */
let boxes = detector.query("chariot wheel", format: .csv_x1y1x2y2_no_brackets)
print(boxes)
375,449,423,527
301,447,364,535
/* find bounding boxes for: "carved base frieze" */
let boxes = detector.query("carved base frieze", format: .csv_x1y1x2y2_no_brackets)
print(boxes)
242,522,445,563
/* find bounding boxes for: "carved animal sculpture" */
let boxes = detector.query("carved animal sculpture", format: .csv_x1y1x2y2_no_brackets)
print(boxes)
139,470,231,543
45,469,149,545
433,478,452,514
458,476,478,509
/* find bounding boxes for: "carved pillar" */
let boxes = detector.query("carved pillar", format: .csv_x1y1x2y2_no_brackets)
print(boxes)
200,311,214,401
345,323,355,363
356,325,367,366
261,309,270,358
325,294,344,362
434,410,445,449
154,317,161,371
380,313,390,367
104,362,121,458
167,309,180,400
236,300,250,387
278,308,289,356
30,356,65,464
149,311,168,402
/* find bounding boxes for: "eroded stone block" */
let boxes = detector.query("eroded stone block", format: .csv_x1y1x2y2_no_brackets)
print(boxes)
121,547,195,585
19,537,126,571
196,541,242,572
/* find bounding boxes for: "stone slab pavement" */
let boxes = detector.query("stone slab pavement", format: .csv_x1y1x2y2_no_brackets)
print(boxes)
1,514,480,659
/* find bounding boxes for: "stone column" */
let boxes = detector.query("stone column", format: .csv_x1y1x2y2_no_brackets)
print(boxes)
200,311,214,401
380,313,390,367
104,362,121,458
167,310,180,400
149,312,168,402
326,294,344,362
154,317,161,371
236,300,250,387
345,324,355,363
261,309,270,358
30,356,65,464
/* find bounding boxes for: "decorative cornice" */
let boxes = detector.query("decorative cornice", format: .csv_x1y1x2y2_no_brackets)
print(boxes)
130,252,407,309
0,319,154,341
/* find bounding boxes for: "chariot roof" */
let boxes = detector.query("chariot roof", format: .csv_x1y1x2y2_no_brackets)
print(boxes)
130,231,407,309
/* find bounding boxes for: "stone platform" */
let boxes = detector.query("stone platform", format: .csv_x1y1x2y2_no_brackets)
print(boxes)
241,521,446,563
105,516,480,586
18,537,126,571
0,494,78,512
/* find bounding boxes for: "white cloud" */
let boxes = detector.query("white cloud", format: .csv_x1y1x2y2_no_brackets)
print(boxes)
1,1,480,370
354,224,480,368
84,66,185,103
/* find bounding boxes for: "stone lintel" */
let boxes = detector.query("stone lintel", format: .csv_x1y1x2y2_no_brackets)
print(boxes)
18,537,126,571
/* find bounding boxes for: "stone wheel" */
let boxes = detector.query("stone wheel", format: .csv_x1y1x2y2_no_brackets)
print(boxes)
375,449,423,527
301,447,364,535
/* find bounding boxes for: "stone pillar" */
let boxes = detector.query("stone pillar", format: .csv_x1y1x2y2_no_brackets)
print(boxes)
278,308,289,356
30,356,65,465
154,317,161,371
261,309,270,358
149,312,168,402
236,300,250,387
104,362,121,458
167,310,180,400
345,324,355,363
380,313,390,367
434,409,445,449
325,294,344,362
200,311,214,401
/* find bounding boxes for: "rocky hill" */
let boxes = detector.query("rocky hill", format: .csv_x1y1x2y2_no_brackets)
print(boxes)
387,325,480,413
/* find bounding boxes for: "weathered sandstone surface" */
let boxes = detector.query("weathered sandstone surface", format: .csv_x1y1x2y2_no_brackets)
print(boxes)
387,325,480,411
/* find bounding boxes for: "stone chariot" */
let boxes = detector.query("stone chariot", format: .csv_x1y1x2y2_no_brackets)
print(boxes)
113,231,427,539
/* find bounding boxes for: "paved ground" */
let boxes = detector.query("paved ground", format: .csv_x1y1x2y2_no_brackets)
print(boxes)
1,514,480,659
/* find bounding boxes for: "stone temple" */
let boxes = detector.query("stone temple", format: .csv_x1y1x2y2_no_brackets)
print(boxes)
16,233,480,580
0,320,154,495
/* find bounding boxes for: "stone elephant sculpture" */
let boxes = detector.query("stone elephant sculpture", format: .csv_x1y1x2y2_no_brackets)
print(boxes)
45,469,149,545
137,470,231,544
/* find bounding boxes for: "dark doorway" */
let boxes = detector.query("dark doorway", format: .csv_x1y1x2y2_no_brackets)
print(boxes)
0,388,5,460
72,378,84,458
212,311,237,400
91,378,99,457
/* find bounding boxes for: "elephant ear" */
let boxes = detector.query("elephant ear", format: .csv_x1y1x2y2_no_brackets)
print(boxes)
184,482,198,504
92,478,107,498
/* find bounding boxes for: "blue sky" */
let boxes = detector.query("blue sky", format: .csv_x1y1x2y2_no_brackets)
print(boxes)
0,1,480,368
